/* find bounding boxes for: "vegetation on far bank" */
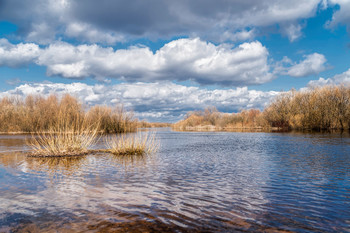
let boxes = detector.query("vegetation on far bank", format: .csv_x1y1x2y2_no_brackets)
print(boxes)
137,121,172,128
174,85,350,131
173,107,266,130
0,94,145,133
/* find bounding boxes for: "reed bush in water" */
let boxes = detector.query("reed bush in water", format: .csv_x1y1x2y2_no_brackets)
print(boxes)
105,132,158,156
27,113,100,157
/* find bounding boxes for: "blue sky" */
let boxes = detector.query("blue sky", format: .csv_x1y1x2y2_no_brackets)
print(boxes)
1,0,350,122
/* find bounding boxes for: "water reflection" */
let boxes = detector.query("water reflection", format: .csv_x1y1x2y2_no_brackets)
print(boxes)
0,153,149,176
108,153,147,167
0,134,29,153
0,129,349,232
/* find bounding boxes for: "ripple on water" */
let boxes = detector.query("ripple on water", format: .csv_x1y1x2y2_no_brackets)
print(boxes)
0,129,349,232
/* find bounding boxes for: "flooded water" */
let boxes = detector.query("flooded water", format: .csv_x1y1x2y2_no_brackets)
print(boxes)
0,129,349,232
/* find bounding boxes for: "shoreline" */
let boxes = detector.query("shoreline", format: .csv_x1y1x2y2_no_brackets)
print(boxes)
172,125,350,133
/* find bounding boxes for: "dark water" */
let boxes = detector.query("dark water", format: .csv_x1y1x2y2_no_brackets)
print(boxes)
0,129,349,232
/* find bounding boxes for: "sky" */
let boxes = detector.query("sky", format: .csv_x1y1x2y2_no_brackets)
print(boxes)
1,0,350,122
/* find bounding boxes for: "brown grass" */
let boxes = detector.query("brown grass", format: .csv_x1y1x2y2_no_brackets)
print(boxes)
173,107,267,130
104,132,159,156
86,105,137,133
174,84,350,131
0,94,160,157
137,121,172,128
26,113,100,157
0,94,137,134
264,85,350,130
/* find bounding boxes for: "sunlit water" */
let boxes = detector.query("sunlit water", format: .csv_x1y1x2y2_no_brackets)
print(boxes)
0,129,349,232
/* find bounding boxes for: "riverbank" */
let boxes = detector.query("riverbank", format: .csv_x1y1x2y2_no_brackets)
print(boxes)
174,85,350,131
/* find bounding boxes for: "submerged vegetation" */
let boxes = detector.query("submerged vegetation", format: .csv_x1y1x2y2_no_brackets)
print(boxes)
174,85,350,131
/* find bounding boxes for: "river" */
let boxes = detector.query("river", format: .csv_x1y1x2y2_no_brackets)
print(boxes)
0,128,349,232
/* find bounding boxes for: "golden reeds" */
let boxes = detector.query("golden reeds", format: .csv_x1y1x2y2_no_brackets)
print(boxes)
0,94,159,157
26,113,100,157
0,94,137,133
174,85,350,131
264,85,350,130
105,132,159,156
137,120,172,128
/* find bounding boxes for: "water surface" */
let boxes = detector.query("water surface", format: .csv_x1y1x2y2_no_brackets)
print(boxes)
0,129,349,232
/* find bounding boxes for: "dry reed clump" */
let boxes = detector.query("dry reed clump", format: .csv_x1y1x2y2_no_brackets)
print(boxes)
105,132,158,156
26,114,100,157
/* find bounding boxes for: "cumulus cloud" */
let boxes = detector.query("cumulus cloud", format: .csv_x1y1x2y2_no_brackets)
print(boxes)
0,39,40,67
276,53,327,77
0,82,279,122
307,68,350,87
0,38,274,86
0,0,323,44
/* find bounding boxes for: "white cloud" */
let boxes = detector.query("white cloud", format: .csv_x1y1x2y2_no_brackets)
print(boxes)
0,39,40,67
276,53,327,77
281,23,303,42
0,38,329,84
0,82,279,122
307,68,350,87
0,38,274,86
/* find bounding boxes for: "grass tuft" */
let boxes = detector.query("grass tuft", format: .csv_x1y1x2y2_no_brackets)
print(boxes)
105,132,158,156
26,114,99,157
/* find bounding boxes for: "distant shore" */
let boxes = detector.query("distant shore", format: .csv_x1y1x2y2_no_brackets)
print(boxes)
173,84,350,131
